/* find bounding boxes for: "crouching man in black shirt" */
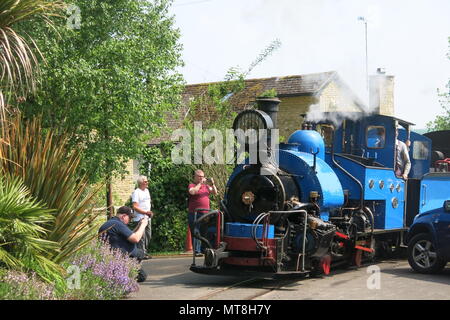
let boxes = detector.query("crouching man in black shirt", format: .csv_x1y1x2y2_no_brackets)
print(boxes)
99,206,148,282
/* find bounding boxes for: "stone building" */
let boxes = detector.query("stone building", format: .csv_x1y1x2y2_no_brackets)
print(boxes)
111,69,395,206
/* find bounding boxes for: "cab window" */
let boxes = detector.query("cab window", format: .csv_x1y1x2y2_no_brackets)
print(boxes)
413,141,429,160
366,126,385,149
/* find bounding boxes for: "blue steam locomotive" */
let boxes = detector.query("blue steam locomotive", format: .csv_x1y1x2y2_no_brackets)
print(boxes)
190,98,450,276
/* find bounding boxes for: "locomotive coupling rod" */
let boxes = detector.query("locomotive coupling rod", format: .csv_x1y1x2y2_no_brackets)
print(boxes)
354,245,374,253
335,231,350,240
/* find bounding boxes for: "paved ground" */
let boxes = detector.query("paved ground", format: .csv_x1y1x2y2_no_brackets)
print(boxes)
255,260,450,300
129,256,450,300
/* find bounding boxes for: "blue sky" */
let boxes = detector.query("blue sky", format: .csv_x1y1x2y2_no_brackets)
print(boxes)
170,0,450,128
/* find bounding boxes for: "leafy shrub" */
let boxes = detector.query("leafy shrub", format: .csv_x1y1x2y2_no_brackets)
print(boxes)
0,239,140,300
139,142,192,252
0,269,56,300
0,175,62,282
0,115,102,265
149,204,188,252
63,239,140,300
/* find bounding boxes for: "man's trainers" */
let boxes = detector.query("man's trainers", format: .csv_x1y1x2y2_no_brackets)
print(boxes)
137,269,147,282
143,255,152,260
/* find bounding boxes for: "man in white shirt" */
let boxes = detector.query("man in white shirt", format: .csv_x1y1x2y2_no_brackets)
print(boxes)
131,175,154,259
395,128,411,180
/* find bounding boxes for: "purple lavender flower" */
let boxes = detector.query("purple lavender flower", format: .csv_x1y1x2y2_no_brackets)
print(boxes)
1,270,55,300
67,239,141,299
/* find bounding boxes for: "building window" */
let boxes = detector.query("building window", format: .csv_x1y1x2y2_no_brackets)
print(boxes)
413,141,429,160
366,126,385,149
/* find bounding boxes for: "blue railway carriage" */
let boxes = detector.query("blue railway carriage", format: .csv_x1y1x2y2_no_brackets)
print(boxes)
190,99,450,277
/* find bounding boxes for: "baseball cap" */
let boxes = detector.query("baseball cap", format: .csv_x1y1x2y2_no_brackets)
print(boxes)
117,206,135,218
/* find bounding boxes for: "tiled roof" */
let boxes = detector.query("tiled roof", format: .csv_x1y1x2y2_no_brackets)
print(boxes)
148,71,342,144
183,71,338,110
241,71,337,96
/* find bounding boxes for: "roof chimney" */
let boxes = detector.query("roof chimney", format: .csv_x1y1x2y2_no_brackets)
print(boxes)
369,68,394,116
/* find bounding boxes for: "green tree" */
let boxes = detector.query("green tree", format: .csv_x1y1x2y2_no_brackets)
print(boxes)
427,37,450,131
19,0,184,214
426,91,450,131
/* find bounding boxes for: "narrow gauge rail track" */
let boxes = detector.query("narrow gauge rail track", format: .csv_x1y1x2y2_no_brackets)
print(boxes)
195,276,305,300
193,256,398,300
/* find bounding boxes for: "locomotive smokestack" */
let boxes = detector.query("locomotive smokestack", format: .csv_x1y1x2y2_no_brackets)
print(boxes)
302,122,308,130
302,122,312,130
256,96,281,128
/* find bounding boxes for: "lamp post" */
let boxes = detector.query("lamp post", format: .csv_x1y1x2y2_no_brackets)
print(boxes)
358,16,368,91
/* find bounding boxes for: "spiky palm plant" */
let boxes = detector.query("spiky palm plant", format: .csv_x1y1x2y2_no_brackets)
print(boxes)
0,0,64,117
0,115,102,265
0,175,62,281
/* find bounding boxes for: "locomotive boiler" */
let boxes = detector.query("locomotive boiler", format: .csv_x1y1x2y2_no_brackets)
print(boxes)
190,97,450,276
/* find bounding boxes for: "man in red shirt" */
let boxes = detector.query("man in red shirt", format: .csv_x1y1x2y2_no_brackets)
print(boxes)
188,169,218,255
